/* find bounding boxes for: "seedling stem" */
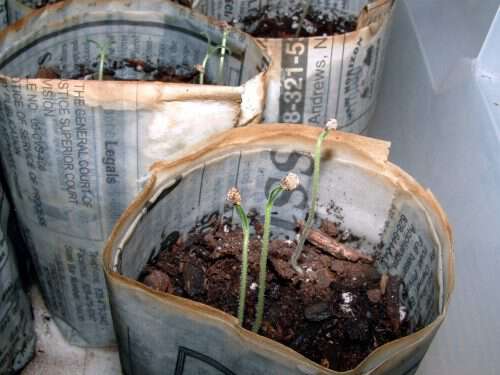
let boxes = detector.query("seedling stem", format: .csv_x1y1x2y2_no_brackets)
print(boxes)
291,120,336,274
227,187,251,325
218,27,230,84
253,173,300,333
199,30,232,85
88,39,111,81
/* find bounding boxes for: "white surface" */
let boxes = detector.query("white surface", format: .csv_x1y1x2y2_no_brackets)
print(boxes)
405,0,499,88
21,287,121,375
369,1,500,374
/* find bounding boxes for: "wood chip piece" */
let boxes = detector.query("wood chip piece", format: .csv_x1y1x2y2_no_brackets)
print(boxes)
298,222,374,263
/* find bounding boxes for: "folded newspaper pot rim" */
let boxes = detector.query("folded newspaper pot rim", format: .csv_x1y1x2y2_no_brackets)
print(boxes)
0,0,270,127
103,124,455,374
0,76,266,126
356,0,395,30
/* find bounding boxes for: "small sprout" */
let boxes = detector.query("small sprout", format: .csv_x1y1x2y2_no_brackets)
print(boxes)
87,39,112,81
295,0,312,37
199,27,232,85
227,187,250,325
253,173,300,333
291,120,335,274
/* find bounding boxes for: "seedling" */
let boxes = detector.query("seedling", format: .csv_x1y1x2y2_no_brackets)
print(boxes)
291,119,337,274
295,0,312,37
253,173,300,333
227,187,251,325
199,27,231,85
218,26,230,84
87,39,112,80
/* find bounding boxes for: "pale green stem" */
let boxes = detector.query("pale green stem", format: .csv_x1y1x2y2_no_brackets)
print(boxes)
252,186,284,333
97,52,105,81
235,204,250,325
295,0,312,37
291,128,331,274
199,33,212,85
199,46,228,85
88,40,109,81
218,28,229,84
199,52,211,85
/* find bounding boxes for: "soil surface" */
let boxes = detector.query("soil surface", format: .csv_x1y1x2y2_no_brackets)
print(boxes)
140,219,411,372
34,60,203,83
233,6,358,38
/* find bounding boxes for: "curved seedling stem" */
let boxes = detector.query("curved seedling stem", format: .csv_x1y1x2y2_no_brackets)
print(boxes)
199,31,233,85
291,127,331,274
253,173,299,333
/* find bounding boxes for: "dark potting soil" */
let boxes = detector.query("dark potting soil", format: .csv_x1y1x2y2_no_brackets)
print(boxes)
233,6,358,38
140,219,411,372
174,0,193,6
34,60,204,83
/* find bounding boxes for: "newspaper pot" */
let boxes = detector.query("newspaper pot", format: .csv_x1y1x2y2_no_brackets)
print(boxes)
0,183,36,374
0,0,269,347
193,0,395,133
103,124,454,375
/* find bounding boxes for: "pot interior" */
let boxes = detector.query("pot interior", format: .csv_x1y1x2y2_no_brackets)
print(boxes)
0,1,268,85
194,0,372,21
116,148,445,333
